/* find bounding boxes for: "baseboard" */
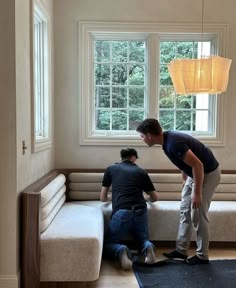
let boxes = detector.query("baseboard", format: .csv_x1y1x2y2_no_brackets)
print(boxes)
0,274,19,288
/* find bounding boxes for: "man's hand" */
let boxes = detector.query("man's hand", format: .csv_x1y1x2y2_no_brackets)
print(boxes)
191,193,202,209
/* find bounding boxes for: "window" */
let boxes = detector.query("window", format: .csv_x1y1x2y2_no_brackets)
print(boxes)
32,2,51,152
79,22,228,146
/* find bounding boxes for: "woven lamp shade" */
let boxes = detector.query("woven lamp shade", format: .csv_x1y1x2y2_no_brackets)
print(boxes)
168,56,232,95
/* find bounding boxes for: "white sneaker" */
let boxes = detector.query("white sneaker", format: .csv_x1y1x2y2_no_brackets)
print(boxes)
145,246,156,264
119,248,133,270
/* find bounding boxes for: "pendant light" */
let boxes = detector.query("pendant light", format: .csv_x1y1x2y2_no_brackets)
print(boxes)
168,0,232,95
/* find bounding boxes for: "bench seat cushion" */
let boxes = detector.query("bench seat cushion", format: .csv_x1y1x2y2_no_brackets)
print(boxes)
40,203,104,282
75,200,236,242
147,201,236,241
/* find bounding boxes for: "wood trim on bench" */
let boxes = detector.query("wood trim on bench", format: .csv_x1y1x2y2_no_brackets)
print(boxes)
22,191,40,288
21,170,61,288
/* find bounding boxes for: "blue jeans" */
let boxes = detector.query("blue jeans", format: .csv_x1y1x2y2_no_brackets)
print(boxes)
103,207,154,259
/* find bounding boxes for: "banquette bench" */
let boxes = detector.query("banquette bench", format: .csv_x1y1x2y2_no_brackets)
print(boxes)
21,169,236,288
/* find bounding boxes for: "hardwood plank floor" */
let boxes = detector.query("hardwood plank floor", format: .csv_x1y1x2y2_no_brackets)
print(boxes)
87,247,236,288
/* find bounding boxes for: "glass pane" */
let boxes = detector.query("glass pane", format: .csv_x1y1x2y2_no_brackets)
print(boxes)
95,87,110,108
112,64,127,85
176,95,192,109
159,111,174,131
96,110,110,130
196,94,209,109
160,65,172,85
159,87,175,109
177,42,194,59
129,41,145,62
176,111,191,131
112,87,127,108
112,110,127,130
196,110,208,131
129,110,144,130
197,41,211,58
160,42,176,63
95,64,110,85
95,40,110,62
129,87,144,108
112,41,128,62
128,64,144,85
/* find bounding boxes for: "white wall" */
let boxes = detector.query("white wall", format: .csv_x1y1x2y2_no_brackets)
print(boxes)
16,0,54,192
54,0,236,170
0,1,18,287
0,0,54,287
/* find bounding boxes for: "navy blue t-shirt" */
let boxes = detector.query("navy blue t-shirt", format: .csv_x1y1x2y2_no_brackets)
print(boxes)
102,160,155,213
163,131,219,178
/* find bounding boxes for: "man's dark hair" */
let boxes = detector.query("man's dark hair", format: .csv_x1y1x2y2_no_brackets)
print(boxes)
120,148,138,160
136,118,162,135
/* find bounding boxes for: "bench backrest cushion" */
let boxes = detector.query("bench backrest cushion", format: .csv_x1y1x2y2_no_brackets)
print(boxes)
40,174,66,232
69,173,104,200
68,172,236,201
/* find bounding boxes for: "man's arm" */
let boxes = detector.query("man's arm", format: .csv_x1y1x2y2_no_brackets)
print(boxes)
100,186,110,202
144,190,158,202
183,149,204,209
149,190,159,202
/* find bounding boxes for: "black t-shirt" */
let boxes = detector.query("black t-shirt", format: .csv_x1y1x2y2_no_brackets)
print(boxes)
102,160,155,213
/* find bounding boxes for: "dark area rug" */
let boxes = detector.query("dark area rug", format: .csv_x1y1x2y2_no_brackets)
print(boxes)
133,259,236,288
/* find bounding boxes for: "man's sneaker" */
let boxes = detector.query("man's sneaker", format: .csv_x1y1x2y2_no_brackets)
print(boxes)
119,248,133,270
163,250,187,260
145,245,157,264
186,255,209,265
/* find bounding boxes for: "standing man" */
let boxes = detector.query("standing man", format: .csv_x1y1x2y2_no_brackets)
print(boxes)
136,118,220,265
100,147,158,270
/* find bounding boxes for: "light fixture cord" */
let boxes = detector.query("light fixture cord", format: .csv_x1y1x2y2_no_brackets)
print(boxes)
201,0,204,57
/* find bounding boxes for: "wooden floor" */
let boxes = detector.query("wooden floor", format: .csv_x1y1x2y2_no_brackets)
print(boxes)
87,247,236,288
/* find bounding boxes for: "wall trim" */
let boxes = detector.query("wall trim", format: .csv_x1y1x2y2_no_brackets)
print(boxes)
0,274,19,288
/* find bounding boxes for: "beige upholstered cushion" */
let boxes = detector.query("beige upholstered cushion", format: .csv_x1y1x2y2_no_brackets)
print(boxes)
40,174,66,232
75,199,236,242
41,174,66,207
41,186,66,220
40,194,66,233
69,173,104,200
72,201,112,229
69,172,103,183
40,203,104,282
68,172,236,201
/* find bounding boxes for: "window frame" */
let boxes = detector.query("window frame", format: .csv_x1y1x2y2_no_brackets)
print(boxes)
31,0,52,152
78,21,228,146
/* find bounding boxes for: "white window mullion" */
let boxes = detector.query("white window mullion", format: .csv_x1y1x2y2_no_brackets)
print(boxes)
147,34,158,118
